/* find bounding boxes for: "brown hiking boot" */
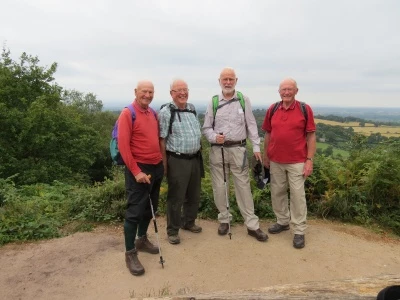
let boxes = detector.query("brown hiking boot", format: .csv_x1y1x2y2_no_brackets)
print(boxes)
181,224,202,233
247,228,268,242
125,249,145,276
135,235,159,254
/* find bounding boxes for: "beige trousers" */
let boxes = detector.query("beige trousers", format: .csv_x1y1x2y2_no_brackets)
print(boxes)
209,145,259,230
270,161,307,235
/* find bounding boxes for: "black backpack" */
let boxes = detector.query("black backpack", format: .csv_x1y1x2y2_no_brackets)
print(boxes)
160,103,197,134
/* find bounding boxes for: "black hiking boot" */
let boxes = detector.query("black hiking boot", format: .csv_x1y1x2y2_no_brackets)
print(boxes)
293,234,305,249
247,228,268,242
268,223,290,234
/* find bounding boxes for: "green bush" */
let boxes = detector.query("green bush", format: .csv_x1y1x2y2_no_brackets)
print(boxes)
309,141,400,234
1,141,400,246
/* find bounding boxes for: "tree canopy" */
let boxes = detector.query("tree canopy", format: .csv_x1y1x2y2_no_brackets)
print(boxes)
0,48,115,185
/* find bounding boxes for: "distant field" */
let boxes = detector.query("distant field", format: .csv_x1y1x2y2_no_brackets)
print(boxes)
317,142,349,157
315,118,400,137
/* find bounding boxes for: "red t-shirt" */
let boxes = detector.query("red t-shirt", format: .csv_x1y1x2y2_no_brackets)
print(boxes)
261,100,316,163
118,101,162,175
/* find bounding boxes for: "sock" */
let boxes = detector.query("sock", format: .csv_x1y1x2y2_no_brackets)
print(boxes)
137,218,151,237
124,220,137,251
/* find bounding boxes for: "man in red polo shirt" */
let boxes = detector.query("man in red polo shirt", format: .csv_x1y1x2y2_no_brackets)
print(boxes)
118,80,164,275
261,78,316,249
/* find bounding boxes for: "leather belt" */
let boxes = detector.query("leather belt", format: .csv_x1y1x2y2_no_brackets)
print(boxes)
167,151,200,160
211,139,246,147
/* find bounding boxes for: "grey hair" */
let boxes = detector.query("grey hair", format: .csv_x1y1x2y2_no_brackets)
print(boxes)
170,78,187,90
279,77,298,89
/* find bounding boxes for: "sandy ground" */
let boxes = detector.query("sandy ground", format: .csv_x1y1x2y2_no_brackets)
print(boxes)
1,217,399,300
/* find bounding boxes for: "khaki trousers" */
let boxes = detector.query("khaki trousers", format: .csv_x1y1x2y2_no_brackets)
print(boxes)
270,161,307,234
209,145,259,230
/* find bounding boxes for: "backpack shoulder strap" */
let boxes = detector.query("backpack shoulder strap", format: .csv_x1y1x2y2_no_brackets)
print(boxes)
149,107,157,120
211,95,219,130
166,103,197,134
186,103,197,116
212,95,219,117
211,93,246,130
269,101,281,122
299,101,308,122
167,103,177,135
236,91,245,112
126,104,136,121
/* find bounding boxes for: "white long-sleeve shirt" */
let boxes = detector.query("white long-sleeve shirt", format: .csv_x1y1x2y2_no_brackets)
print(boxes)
202,91,261,152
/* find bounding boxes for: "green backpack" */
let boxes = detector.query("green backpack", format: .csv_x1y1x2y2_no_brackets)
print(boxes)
211,91,245,130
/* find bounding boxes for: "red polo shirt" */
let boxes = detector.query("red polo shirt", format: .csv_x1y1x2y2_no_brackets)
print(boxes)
261,100,316,163
118,101,162,176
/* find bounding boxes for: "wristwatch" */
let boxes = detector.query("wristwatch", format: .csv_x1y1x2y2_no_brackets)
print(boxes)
306,157,313,161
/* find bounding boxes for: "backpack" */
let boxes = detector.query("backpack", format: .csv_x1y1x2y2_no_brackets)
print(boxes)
110,104,157,165
269,101,308,122
159,103,197,135
212,91,245,130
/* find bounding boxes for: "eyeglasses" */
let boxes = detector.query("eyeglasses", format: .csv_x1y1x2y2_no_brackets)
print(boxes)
279,88,296,92
171,88,189,93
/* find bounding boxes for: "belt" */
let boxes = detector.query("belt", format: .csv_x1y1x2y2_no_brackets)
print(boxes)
166,151,200,160
211,139,246,147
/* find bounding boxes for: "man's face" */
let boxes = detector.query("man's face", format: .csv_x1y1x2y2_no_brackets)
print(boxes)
279,81,298,104
170,81,189,107
135,82,154,108
219,70,237,95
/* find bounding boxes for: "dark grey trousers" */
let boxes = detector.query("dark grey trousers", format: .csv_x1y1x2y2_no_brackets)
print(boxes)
166,155,201,236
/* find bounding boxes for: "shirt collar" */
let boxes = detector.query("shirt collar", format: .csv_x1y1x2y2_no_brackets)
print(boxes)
133,100,151,113
220,90,237,101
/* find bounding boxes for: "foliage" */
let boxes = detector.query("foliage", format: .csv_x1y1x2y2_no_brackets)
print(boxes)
308,140,400,234
0,48,117,185
0,169,126,245
1,48,400,246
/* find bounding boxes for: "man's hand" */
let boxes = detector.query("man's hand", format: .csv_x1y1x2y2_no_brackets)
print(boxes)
254,152,262,162
263,156,270,169
303,160,313,178
135,172,151,184
216,133,225,144
163,161,167,177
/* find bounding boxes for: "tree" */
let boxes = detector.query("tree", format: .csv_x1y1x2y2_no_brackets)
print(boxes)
62,89,103,114
0,48,108,185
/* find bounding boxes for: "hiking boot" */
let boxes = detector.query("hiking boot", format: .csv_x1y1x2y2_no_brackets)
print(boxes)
181,224,202,233
218,223,229,235
168,235,180,245
247,228,268,242
125,249,145,276
268,223,290,234
293,234,305,249
135,235,159,254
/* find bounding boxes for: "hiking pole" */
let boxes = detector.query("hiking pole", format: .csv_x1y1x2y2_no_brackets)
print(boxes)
147,175,165,268
220,133,232,239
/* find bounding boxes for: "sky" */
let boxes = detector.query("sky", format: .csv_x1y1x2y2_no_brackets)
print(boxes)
1,0,399,109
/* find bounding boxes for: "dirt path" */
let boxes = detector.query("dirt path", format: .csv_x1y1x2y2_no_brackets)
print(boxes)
1,218,399,300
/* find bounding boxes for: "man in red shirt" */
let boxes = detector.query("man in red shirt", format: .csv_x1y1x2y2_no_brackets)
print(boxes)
118,80,164,275
262,78,316,249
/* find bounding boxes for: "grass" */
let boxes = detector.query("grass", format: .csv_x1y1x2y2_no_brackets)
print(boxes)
317,142,349,157
315,119,400,137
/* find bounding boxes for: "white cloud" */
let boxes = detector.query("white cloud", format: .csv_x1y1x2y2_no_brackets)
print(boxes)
1,0,399,108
